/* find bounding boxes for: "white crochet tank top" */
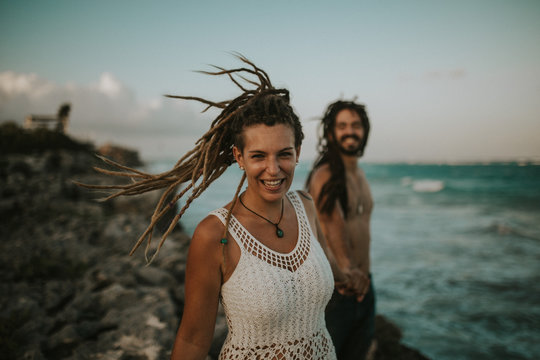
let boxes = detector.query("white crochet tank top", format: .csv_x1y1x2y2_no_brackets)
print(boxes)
210,191,336,360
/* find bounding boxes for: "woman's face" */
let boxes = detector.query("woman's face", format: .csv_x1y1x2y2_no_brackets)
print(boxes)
234,123,300,203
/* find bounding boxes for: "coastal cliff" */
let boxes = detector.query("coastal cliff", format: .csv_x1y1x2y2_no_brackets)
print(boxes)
0,129,429,359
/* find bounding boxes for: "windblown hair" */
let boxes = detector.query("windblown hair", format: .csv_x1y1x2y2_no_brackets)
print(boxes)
77,55,303,262
305,100,370,218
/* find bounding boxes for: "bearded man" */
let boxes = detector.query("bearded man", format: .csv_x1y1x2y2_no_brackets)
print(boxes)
306,100,376,360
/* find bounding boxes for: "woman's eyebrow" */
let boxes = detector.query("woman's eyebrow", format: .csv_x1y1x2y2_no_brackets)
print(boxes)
248,146,294,154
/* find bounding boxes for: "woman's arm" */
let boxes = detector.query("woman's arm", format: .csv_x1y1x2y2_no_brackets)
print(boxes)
170,216,224,360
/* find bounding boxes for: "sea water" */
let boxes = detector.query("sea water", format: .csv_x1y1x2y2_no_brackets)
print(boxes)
147,160,540,359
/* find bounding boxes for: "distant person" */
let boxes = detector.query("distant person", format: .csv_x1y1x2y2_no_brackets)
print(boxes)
80,56,363,359
306,100,376,360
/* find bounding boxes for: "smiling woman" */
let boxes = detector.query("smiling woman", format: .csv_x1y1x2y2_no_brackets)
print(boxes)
76,55,364,359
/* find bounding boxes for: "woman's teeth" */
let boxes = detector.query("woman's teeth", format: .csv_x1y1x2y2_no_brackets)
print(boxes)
263,179,281,187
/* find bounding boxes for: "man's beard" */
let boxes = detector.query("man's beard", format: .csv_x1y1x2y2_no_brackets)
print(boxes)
337,134,362,156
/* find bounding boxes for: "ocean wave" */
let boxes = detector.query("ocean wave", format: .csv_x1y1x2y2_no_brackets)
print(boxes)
400,176,413,186
400,177,445,193
411,179,445,193
485,222,540,241
467,221,540,241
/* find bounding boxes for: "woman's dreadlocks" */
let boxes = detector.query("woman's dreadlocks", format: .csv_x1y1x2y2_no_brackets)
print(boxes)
76,54,303,263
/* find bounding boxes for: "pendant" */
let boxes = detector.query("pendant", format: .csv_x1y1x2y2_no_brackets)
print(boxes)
276,227,284,238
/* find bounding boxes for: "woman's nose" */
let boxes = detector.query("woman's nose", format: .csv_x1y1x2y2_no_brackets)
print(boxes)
266,157,280,175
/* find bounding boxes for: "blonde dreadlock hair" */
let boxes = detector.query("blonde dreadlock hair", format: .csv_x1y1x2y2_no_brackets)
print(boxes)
77,54,304,263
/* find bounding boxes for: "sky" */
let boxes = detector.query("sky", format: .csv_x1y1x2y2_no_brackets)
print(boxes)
1,0,539,163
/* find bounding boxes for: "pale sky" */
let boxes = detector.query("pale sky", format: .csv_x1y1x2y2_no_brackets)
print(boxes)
1,0,539,163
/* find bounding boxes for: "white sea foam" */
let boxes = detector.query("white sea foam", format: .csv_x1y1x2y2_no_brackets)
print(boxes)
412,179,444,193
401,176,413,186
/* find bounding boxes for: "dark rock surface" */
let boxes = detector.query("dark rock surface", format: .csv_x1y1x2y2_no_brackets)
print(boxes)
1,151,190,359
375,315,430,360
97,143,143,168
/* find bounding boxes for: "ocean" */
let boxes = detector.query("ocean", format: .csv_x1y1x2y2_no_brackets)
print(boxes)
148,160,540,360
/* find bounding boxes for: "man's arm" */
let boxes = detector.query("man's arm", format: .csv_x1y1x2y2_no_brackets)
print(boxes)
308,166,353,271
297,190,348,284
307,166,370,301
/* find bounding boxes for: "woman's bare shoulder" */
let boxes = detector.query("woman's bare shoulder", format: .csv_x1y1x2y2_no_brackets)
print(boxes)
296,189,313,201
295,190,318,224
189,213,225,252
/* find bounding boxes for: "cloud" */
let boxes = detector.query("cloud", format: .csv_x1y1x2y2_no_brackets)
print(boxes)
448,69,466,79
95,72,123,97
0,71,54,99
425,69,467,80
426,69,467,80
398,68,468,83
0,71,214,160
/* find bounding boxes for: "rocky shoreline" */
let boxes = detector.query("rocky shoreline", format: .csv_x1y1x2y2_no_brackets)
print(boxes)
0,150,429,360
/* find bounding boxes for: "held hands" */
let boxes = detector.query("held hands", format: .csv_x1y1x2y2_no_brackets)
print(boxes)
335,268,370,302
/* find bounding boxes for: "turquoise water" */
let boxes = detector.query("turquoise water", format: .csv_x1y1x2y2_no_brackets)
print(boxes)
147,161,540,359
365,163,540,360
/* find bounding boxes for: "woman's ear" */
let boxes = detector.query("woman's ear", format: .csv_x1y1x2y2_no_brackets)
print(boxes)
233,146,244,169
296,146,301,163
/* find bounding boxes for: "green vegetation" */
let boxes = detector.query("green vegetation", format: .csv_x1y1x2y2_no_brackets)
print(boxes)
0,121,94,154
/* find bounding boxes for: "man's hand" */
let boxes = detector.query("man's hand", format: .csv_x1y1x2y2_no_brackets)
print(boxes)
335,268,370,302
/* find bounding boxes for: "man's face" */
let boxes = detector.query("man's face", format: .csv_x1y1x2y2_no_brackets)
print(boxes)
332,109,365,156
